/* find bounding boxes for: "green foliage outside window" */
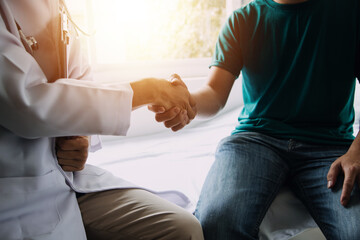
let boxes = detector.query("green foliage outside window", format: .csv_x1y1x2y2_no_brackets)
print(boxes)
125,0,226,60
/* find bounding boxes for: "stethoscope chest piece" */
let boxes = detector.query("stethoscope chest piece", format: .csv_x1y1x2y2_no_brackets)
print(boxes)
16,21,39,56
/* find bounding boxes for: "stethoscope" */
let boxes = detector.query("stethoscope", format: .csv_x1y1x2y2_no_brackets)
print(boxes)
15,1,93,79
59,5,70,79
15,21,39,56
16,6,69,79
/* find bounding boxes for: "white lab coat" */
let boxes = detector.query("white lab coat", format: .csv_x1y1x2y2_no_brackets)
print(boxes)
0,1,190,239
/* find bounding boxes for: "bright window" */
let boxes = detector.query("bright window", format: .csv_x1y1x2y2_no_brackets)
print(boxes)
92,0,226,63
66,0,251,79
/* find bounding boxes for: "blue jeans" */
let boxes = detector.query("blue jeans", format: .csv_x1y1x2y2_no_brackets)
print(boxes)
194,132,360,240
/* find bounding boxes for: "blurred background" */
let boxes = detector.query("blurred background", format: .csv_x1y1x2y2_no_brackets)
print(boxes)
66,0,252,79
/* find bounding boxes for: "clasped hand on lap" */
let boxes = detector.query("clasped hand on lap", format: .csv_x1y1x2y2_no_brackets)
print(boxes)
56,136,89,171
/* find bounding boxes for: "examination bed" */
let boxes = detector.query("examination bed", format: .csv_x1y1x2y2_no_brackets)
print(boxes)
87,80,359,240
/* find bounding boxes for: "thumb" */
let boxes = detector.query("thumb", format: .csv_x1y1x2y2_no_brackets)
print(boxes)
148,105,166,113
169,74,187,88
327,160,342,188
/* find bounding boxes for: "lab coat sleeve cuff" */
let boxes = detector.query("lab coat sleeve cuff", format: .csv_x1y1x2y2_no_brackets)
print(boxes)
89,135,102,152
113,82,133,136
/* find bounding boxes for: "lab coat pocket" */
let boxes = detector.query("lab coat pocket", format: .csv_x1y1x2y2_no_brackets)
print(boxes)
0,170,61,239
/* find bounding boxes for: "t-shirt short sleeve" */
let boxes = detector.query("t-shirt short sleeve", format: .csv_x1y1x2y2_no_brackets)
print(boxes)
210,11,244,78
356,43,360,82
356,3,360,82
356,40,360,83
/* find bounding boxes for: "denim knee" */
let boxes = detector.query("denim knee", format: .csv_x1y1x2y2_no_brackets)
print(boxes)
195,198,258,240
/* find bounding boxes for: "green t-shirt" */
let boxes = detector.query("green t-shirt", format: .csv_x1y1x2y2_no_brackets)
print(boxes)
212,0,360,145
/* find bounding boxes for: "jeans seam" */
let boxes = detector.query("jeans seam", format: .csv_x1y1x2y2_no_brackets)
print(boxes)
252,171,287,238
232,132,290,237
291,179,330,238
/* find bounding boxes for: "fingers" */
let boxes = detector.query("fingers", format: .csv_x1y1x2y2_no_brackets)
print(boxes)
58,157,86,171
56,149,88,160
148,105,165,113
167,74,197,120
151,74,196,131
171,124,186,132
56,147,88,172
327,160,341,189
171,115,190,132
154,107,180,122
186,103,197,120
169,74,187,88
61,166,78,172
151,106,190,131
341,166,359,206
327,156,360,206
153,104,195,131
56,136,89,172
164,110,189,129
56,136,89,151
169,74,181,81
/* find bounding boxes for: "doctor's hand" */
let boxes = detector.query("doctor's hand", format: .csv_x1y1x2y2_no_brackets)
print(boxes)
56,136,89,172
131,74,196,121
148,74,197,131
327,135,360,206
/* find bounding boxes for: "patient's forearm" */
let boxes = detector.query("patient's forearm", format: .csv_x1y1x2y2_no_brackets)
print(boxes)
192,85,225,119
192,66,236,119
347,131,360,155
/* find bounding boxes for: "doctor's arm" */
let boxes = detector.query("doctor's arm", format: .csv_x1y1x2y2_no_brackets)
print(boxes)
56,77,195,171
149,66,236,131
0,16,195,139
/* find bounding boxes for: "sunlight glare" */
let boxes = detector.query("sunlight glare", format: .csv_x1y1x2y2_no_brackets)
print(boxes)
93,0,179,64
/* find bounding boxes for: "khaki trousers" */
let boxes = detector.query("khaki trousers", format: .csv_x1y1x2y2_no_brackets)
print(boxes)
77,189,204,240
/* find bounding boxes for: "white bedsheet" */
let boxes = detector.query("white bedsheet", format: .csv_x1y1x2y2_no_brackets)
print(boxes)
88,108,238,209
87,108,318,239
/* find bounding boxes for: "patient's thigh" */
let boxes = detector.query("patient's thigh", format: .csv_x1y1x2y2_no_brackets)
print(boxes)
290,145,360,240
195,132,290,239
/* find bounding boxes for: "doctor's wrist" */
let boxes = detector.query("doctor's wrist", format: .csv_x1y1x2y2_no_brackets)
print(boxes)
130,78,167,109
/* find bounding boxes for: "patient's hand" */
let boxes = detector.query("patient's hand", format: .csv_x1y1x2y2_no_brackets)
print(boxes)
148,74,197,131
56,136,89,171
327,133,360,206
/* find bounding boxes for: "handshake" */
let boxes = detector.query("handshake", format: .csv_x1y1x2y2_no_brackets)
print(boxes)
56,74,196,172
131,74,197,132
148,74,197,132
